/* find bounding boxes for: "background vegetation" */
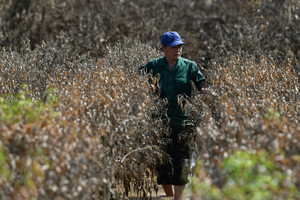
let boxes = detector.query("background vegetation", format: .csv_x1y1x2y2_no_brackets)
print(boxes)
0,0,299,199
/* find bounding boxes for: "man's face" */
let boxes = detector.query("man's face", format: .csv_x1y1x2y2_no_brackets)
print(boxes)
162,44,183,61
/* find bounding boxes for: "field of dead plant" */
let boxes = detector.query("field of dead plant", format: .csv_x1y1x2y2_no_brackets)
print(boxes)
0,0,299,199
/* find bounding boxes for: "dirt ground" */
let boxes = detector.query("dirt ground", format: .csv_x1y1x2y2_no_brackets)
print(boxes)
128,185,192,200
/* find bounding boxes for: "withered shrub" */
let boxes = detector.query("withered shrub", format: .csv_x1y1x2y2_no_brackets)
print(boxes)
186,55,300,194
0,40,167,199
1,0,299,61
0,0,300,199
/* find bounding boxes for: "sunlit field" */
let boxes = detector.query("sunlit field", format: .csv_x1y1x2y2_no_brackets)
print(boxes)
0,0,299,199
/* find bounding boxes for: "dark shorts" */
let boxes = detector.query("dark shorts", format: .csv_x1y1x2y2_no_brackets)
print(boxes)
157,126,195,186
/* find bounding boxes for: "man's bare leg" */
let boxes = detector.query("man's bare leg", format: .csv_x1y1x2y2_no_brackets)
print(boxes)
162,184,174,197
174,185,185,200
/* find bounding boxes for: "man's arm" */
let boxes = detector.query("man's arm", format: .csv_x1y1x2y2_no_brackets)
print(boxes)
139,60,154,76
191,64,205,93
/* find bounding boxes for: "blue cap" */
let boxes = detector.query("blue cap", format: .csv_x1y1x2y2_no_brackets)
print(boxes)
161,31,185,47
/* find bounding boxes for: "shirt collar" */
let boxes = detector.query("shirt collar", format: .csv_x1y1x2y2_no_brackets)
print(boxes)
163,57,183,71
176,57,184,67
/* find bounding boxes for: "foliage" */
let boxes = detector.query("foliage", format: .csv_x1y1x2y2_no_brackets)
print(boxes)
191,150,299,200
0,85,57,123
0,142,10,182
0,0,299,199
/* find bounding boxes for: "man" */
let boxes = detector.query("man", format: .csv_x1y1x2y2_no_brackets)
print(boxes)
140,31,205,200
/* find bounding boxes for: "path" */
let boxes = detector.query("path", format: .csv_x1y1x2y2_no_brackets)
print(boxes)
128,185,192,200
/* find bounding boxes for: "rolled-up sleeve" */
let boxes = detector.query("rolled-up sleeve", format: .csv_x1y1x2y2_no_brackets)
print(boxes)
139,61,153,75
191,65,205,91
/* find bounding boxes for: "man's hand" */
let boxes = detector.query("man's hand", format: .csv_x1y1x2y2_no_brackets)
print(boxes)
198,87,206,95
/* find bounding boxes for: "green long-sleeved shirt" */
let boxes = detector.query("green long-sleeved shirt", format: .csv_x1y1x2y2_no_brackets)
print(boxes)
140,56,205,129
